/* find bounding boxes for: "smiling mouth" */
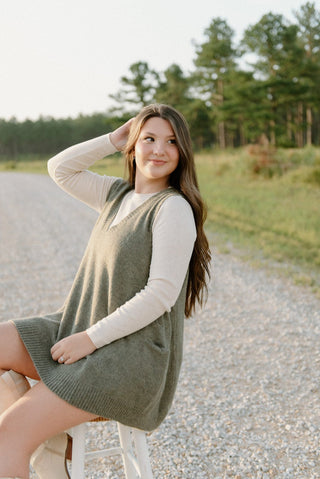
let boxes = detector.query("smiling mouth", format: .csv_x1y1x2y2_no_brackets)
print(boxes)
149,159,166,165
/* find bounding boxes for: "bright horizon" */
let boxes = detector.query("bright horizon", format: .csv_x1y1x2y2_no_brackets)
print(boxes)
1,0,311,121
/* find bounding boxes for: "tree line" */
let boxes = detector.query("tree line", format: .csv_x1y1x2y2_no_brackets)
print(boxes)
1,1,319,158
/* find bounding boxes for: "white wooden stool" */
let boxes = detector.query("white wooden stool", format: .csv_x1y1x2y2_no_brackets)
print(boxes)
69,420,153,479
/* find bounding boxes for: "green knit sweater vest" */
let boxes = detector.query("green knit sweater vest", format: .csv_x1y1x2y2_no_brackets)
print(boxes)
16,179,188,431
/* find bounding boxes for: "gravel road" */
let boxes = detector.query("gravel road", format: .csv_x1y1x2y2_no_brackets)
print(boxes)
1,172,320,479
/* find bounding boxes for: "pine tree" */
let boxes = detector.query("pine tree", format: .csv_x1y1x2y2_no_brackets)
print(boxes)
193,17,238,148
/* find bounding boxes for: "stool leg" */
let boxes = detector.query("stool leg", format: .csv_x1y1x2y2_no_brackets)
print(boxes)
70,423,86,479
132,429,153,479
118,423,138,479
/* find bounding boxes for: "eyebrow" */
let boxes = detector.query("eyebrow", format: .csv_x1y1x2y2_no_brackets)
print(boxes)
143,131,176,138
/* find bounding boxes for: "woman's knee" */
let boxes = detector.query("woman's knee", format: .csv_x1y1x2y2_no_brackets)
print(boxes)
0,321,39,379
2,382,96,450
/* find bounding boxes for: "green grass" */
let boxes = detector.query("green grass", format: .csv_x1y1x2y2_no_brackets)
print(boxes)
196,147,320,294
0,155,51,174
0,154,124,176
1,147,320,294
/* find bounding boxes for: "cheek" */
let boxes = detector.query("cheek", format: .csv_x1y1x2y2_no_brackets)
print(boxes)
171,152,180,170
134,143,148,160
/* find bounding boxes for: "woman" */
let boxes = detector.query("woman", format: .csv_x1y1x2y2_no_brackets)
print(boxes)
0,104,211,479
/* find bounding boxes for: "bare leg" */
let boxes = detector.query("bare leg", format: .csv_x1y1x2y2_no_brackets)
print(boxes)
0,321,40,379
0,380,97,478
0,321,97,477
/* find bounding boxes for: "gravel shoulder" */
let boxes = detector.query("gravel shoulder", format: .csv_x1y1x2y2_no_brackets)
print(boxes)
1,172,320,479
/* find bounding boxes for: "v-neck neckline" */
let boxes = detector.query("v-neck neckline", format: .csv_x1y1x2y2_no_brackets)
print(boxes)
105,186,173,232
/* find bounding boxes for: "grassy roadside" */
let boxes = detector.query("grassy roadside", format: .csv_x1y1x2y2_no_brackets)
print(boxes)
0,156,51,174
0,154,124,176
1,147,320,294
196,147,320,295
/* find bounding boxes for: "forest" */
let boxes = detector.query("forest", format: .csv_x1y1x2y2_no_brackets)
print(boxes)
0,1,319,158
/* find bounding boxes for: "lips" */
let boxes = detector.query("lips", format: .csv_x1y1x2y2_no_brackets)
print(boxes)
148,159,166,165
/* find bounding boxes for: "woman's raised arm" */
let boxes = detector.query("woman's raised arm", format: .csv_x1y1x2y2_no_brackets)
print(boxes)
47,119,134,212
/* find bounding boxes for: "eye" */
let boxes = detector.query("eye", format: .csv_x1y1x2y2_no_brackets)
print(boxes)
168,138,177,145
144,136,154,142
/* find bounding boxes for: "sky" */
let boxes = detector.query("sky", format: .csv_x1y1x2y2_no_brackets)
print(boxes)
0,0,314,121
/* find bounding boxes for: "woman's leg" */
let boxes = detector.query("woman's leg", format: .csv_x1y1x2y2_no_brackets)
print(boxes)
0,380,97,478
0,321,97,477
0,321,40,379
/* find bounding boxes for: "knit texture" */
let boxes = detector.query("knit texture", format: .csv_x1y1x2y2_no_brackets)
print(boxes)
14,179,188,431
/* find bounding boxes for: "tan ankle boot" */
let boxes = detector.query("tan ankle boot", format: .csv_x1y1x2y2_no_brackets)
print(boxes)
0,370,30,413
30,432,70,479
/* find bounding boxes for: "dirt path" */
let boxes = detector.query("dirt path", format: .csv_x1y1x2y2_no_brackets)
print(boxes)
1,172,320,478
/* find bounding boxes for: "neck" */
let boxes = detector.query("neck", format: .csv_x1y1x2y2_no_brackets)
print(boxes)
134,176,169,194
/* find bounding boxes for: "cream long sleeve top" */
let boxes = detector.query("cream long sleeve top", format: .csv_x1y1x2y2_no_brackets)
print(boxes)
47,134,197,348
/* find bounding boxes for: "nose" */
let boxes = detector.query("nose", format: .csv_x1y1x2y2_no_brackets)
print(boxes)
153,140,165,156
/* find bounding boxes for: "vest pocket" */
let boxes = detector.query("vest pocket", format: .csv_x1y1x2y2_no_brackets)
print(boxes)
145,314,172,354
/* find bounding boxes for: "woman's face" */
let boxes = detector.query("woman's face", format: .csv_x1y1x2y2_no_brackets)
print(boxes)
134,117,179,192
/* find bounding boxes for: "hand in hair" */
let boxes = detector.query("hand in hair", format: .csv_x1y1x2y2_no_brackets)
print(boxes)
109,118,135,151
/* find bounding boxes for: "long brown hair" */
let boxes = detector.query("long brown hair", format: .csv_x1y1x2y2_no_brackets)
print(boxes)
124,104,211,317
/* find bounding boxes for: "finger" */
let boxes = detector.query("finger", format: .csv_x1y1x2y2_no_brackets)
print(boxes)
51,350,59,361
64,357,75,365
50,341,62,355
126,117,135,128
121,117,135,129
51,347,64,361
50,344,57,354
